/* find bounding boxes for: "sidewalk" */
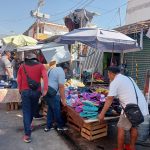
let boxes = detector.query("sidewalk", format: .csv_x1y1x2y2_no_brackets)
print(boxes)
0,104,71,150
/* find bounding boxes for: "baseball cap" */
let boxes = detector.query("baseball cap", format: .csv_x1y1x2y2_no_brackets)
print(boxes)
25,53,37,59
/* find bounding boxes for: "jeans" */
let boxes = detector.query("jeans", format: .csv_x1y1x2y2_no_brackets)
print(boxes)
21,89,41,136
0,75,8,81
45,95,64,128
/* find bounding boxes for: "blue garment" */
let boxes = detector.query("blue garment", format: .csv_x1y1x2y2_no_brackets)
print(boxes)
83,105,98,112
21,89,41,136
47,67,65,94
45,95,64,128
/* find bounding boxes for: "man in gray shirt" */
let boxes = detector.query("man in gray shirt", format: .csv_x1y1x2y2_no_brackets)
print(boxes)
0,51,13,80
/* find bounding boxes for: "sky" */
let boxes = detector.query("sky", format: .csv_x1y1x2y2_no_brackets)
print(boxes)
0,0,127,35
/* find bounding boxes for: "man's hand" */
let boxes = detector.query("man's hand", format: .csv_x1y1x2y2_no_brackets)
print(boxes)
98,113,105,123
42,90,47,97
61,99,67,107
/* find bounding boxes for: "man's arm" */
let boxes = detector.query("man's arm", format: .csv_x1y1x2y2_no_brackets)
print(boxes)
98,96,114,122
5,68,12,78
41,65,48,96
59,84,66,106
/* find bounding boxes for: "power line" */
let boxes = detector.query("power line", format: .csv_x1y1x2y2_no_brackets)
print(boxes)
49,0,94,23
49,0,138,25
82,0,96,8
50,0,90,17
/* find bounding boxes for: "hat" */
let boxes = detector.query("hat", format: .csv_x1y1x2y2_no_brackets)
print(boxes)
49,60,57,67
25,53,37,59
107,66,120,74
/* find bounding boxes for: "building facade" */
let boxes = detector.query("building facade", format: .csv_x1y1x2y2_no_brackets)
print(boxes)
24,21,68,40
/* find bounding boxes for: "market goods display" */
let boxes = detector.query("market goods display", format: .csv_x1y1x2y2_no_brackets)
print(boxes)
65,84,121,120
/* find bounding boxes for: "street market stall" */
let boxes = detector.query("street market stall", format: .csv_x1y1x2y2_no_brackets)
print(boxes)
51,27,141,140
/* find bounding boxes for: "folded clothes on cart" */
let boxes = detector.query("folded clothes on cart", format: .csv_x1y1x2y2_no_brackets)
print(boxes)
83,105,99,112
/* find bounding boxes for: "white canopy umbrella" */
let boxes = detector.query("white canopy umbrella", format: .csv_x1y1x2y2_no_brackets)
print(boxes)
56,27,140,53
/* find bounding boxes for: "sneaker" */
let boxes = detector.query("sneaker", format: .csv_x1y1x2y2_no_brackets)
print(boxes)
57,127,68,131
23,135,31,143
33,114,44,120
44,127,54,132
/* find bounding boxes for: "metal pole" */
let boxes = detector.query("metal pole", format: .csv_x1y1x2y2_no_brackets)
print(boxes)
118,8,121,27
36,6,40,40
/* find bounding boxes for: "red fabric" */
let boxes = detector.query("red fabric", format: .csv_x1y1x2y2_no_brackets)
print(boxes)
37,54,45,64
17,63,48,92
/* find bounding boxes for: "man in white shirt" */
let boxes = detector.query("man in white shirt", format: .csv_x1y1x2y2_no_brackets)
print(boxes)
99,66,149,150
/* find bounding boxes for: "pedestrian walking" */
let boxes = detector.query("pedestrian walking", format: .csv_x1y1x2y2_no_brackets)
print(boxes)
17,53,48,143
98,66,149,150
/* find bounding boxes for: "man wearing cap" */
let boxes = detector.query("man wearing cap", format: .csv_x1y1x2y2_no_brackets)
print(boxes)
17,53,48,143
98,66,149,150
0,51,13,80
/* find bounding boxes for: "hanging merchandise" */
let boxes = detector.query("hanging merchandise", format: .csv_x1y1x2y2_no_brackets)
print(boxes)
64,9,97,31
146,28,150,38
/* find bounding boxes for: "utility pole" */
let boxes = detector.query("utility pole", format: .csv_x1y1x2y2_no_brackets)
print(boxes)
118,7,122,27
30,0,49,39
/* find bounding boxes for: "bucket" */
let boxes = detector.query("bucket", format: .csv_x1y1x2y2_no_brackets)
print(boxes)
137,115,150,142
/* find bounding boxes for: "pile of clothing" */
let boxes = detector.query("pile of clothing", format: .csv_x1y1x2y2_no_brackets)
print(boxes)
93,72,104,82
65,86,121,119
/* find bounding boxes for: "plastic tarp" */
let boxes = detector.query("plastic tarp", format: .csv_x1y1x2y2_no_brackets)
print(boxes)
17,42,71,64
41,43,71,64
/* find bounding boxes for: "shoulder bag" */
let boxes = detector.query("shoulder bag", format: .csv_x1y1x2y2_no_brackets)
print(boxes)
47,68,58,97
122,77,144,127
23,64,40,91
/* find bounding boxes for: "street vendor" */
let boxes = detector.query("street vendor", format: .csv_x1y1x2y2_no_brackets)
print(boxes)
98,66,149,150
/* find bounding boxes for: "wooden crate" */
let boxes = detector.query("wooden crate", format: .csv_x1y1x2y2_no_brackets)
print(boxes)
81,122,108,141
6,102,20,111
67,106,84,128
67,115,81,132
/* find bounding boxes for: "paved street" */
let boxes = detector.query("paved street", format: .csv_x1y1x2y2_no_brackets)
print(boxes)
0,104,71,150
0,104,150,150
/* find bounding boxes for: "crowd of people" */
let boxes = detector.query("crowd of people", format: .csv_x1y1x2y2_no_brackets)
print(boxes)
0,51,69,143
0,50,149,150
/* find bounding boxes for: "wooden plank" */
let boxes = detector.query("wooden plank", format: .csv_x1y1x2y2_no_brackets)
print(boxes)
67,122,80,132
91,127,107,135
81,132,91,141
91,132,107,140
6,103,11,111
67,106,84,127
14,102,19,110
67,117,81,130
10,103,14,110
81,125,107,136
81,129,107,141
84,116,119,123
92,124,107,131
81,128,91,136
83,122,106,130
